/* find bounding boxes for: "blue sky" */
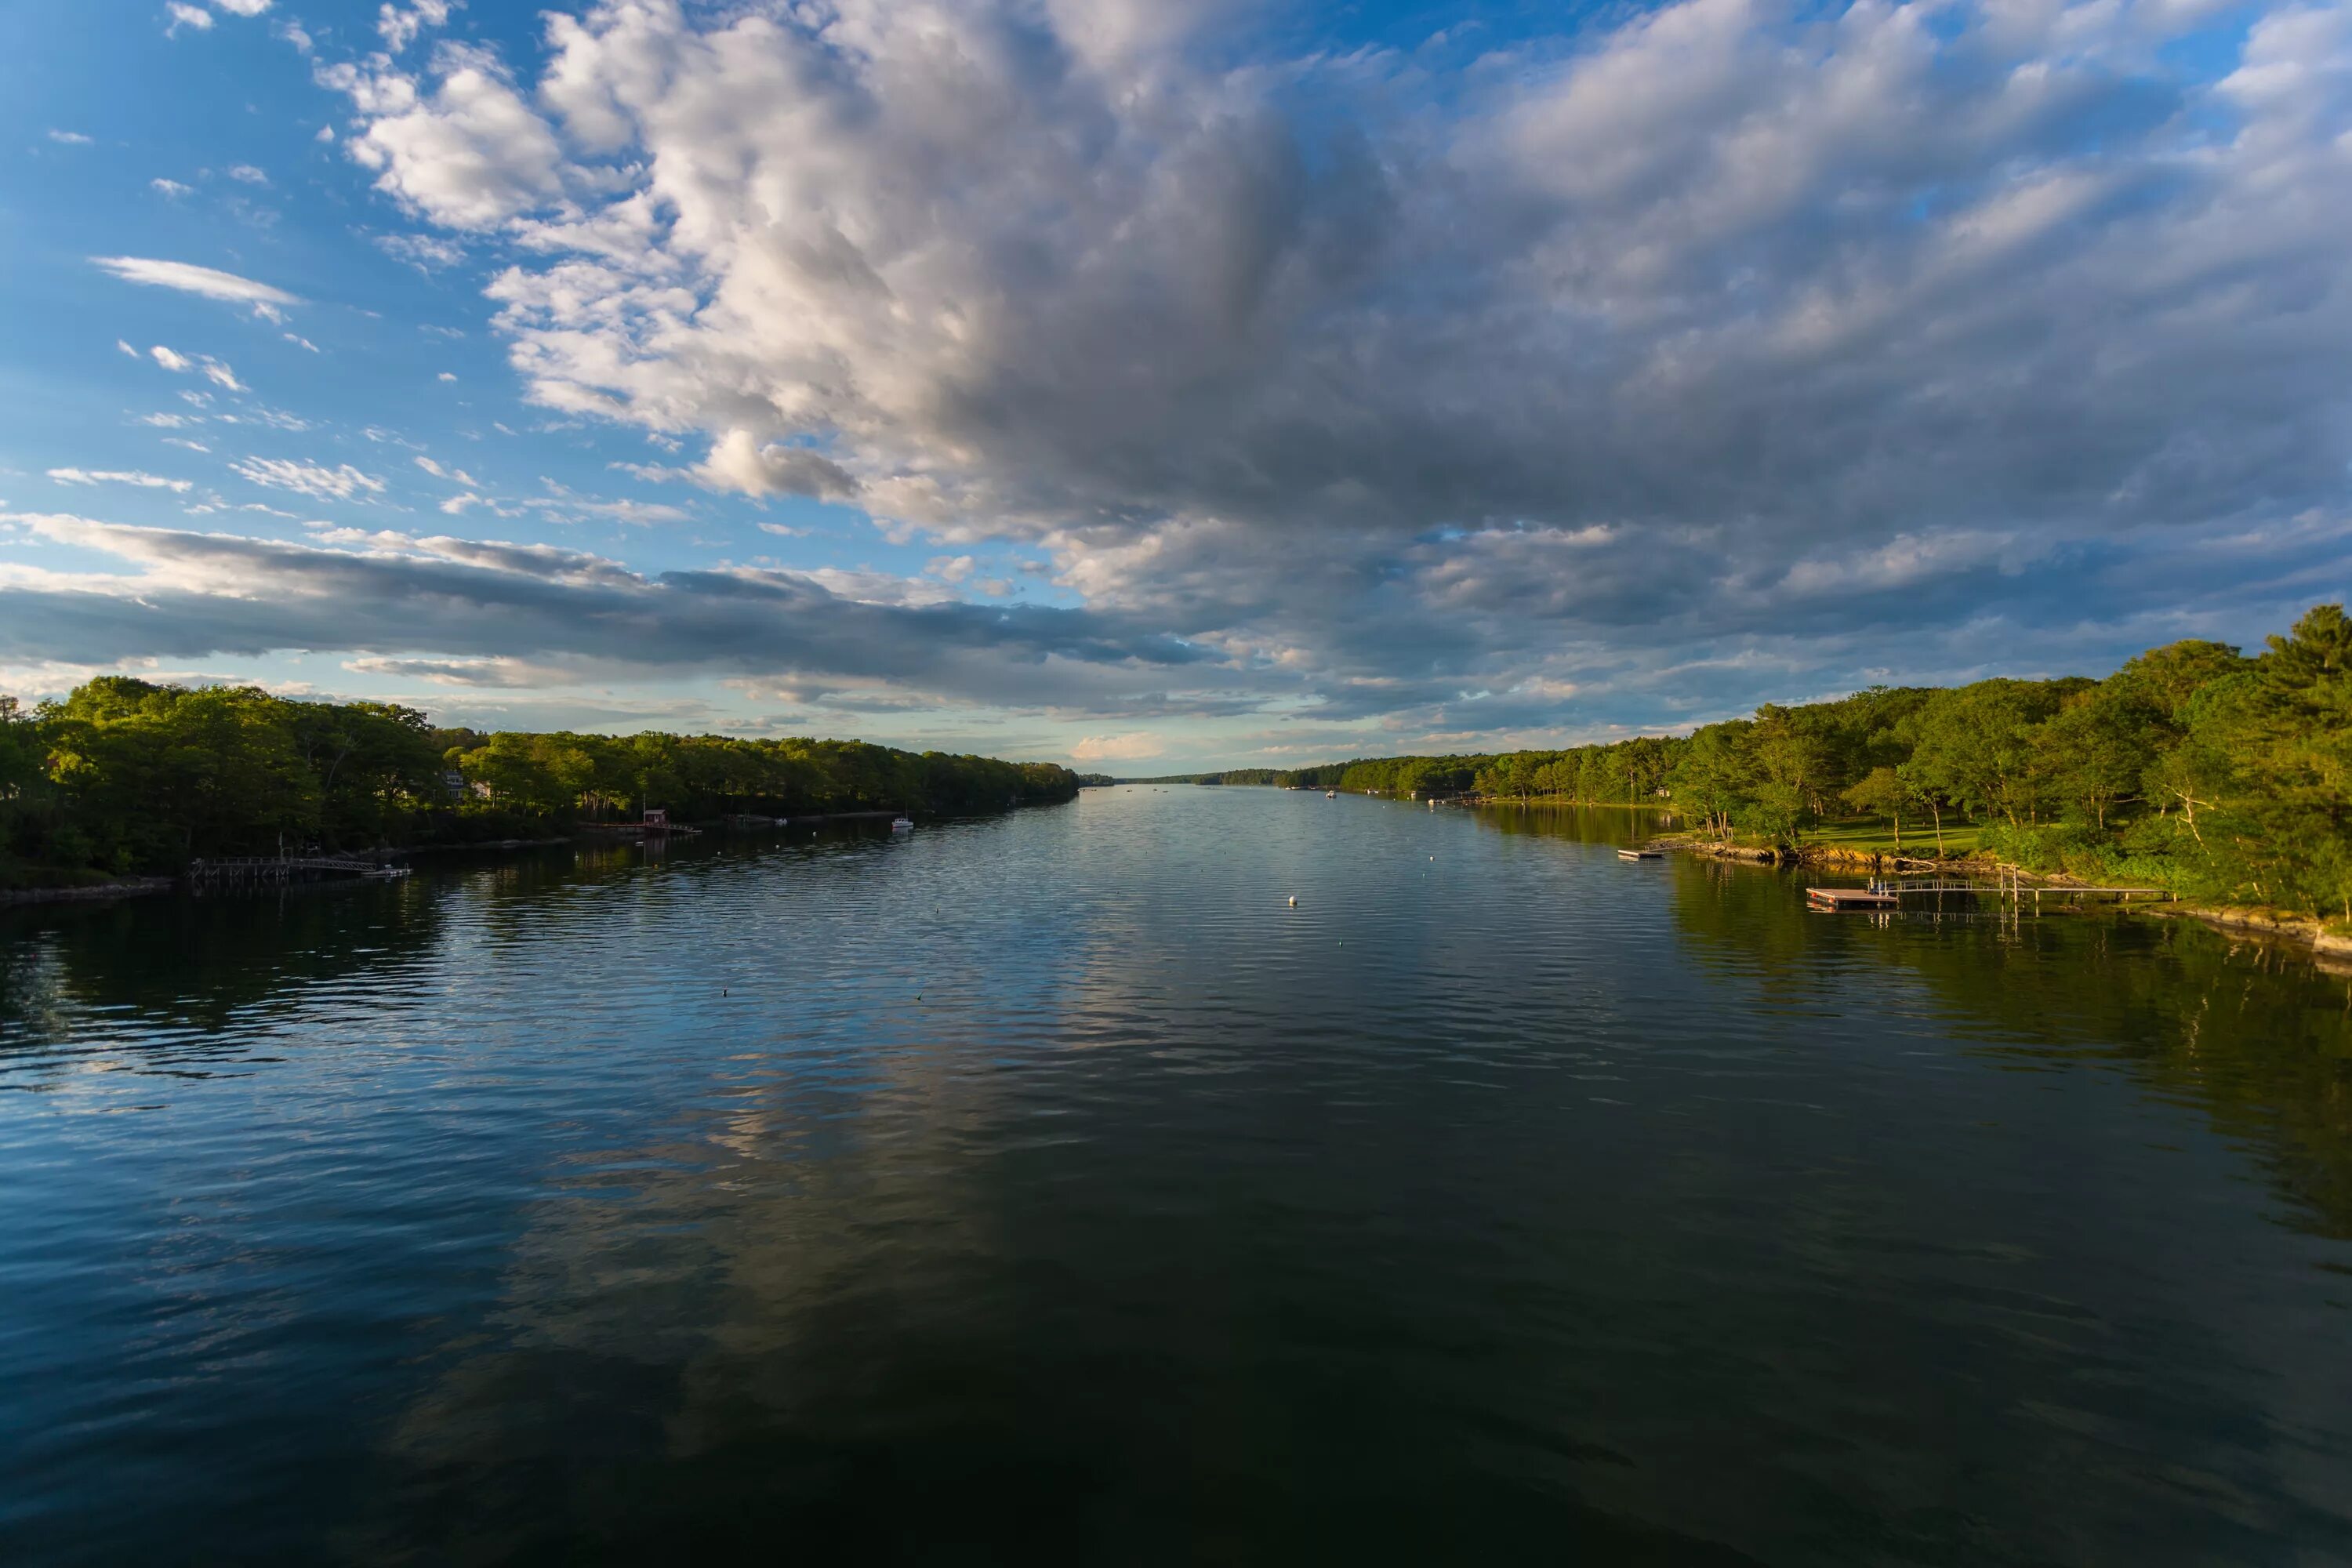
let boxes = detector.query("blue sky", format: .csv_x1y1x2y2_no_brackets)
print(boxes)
1,0,2344,771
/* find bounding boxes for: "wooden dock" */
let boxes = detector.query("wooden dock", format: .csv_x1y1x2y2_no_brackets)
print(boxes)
1808,873,2173,913
1618,848,1663,860
1808,886,1899,909
186,856,399,889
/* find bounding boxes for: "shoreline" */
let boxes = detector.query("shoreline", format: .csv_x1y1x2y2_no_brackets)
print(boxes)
0,805,1035,909
0,876,178,908
1283,794,2349,959
1645,829,2352,962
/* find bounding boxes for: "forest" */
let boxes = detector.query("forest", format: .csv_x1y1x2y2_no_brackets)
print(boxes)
1187,605,2352,920
0,677,1080,888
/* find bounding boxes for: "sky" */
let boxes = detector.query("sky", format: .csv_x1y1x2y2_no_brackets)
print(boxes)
1,0,2347,772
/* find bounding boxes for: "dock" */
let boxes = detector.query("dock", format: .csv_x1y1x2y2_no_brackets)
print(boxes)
1808,886,1898,910
186,856,405,890
1807,873,2175,913
1618,848,1663,860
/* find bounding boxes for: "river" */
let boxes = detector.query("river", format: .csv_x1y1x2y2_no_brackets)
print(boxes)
3,786,2349,1563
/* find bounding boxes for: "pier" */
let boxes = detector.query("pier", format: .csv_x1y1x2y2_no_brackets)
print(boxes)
1806,871,2173,913
186,857,406,890
1808,886,1899,910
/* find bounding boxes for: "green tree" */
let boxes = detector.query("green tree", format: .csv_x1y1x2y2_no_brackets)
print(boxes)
1668,722,1753,845
1841,766,1915,853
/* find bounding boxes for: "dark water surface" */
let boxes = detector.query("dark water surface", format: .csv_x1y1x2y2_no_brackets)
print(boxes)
5,788,2351,1564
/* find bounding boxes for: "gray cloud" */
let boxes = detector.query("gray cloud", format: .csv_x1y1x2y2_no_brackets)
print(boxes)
72,0,2352,743
0,516,1215,713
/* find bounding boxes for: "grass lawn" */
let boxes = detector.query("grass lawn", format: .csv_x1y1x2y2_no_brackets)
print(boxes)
1796,816,1984,859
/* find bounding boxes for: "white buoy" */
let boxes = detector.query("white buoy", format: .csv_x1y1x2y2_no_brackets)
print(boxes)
1287,895,1298,906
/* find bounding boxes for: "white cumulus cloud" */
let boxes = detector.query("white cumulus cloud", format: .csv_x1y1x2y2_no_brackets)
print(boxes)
378,0,455,53
328,48,564,230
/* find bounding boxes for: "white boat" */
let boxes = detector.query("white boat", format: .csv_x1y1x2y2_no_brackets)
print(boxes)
891,815,913,833
1324,790,1337,799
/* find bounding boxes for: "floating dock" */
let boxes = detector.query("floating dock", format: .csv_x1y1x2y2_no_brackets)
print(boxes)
1618,848,1663,860
1807,886,1899,910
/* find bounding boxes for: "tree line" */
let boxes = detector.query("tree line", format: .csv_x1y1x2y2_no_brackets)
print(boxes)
1193,605,2352,919
0,677,1080,887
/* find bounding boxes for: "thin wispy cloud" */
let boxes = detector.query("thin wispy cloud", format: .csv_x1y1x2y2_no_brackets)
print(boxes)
46,469,194,494
230,458,386,500
90,256,299,321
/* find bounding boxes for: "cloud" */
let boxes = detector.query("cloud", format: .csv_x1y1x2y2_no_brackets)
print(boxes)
413,455,478,486
375,232,469,274
164,3,212,35
343,655,555,688
1069,732,1166,763
0,516,1207,713
321,43,563,230
532,480,689,525
377,0,455,54
150,178,194,198
214,0,273,15
227,164,269,186
143,345,243,390
92,256,299,321
47,469,194,493
437,371,456,382
45,0,2352,744
230,458,387,499
46,130,93,146
689,430,859,502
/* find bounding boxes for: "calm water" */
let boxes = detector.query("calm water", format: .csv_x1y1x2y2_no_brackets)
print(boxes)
5,788,2350,1564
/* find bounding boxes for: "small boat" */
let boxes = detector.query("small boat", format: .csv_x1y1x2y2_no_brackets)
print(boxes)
1325,790,1337,799
891,815,913,833
1617,848,1662,861
359,866,412,880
